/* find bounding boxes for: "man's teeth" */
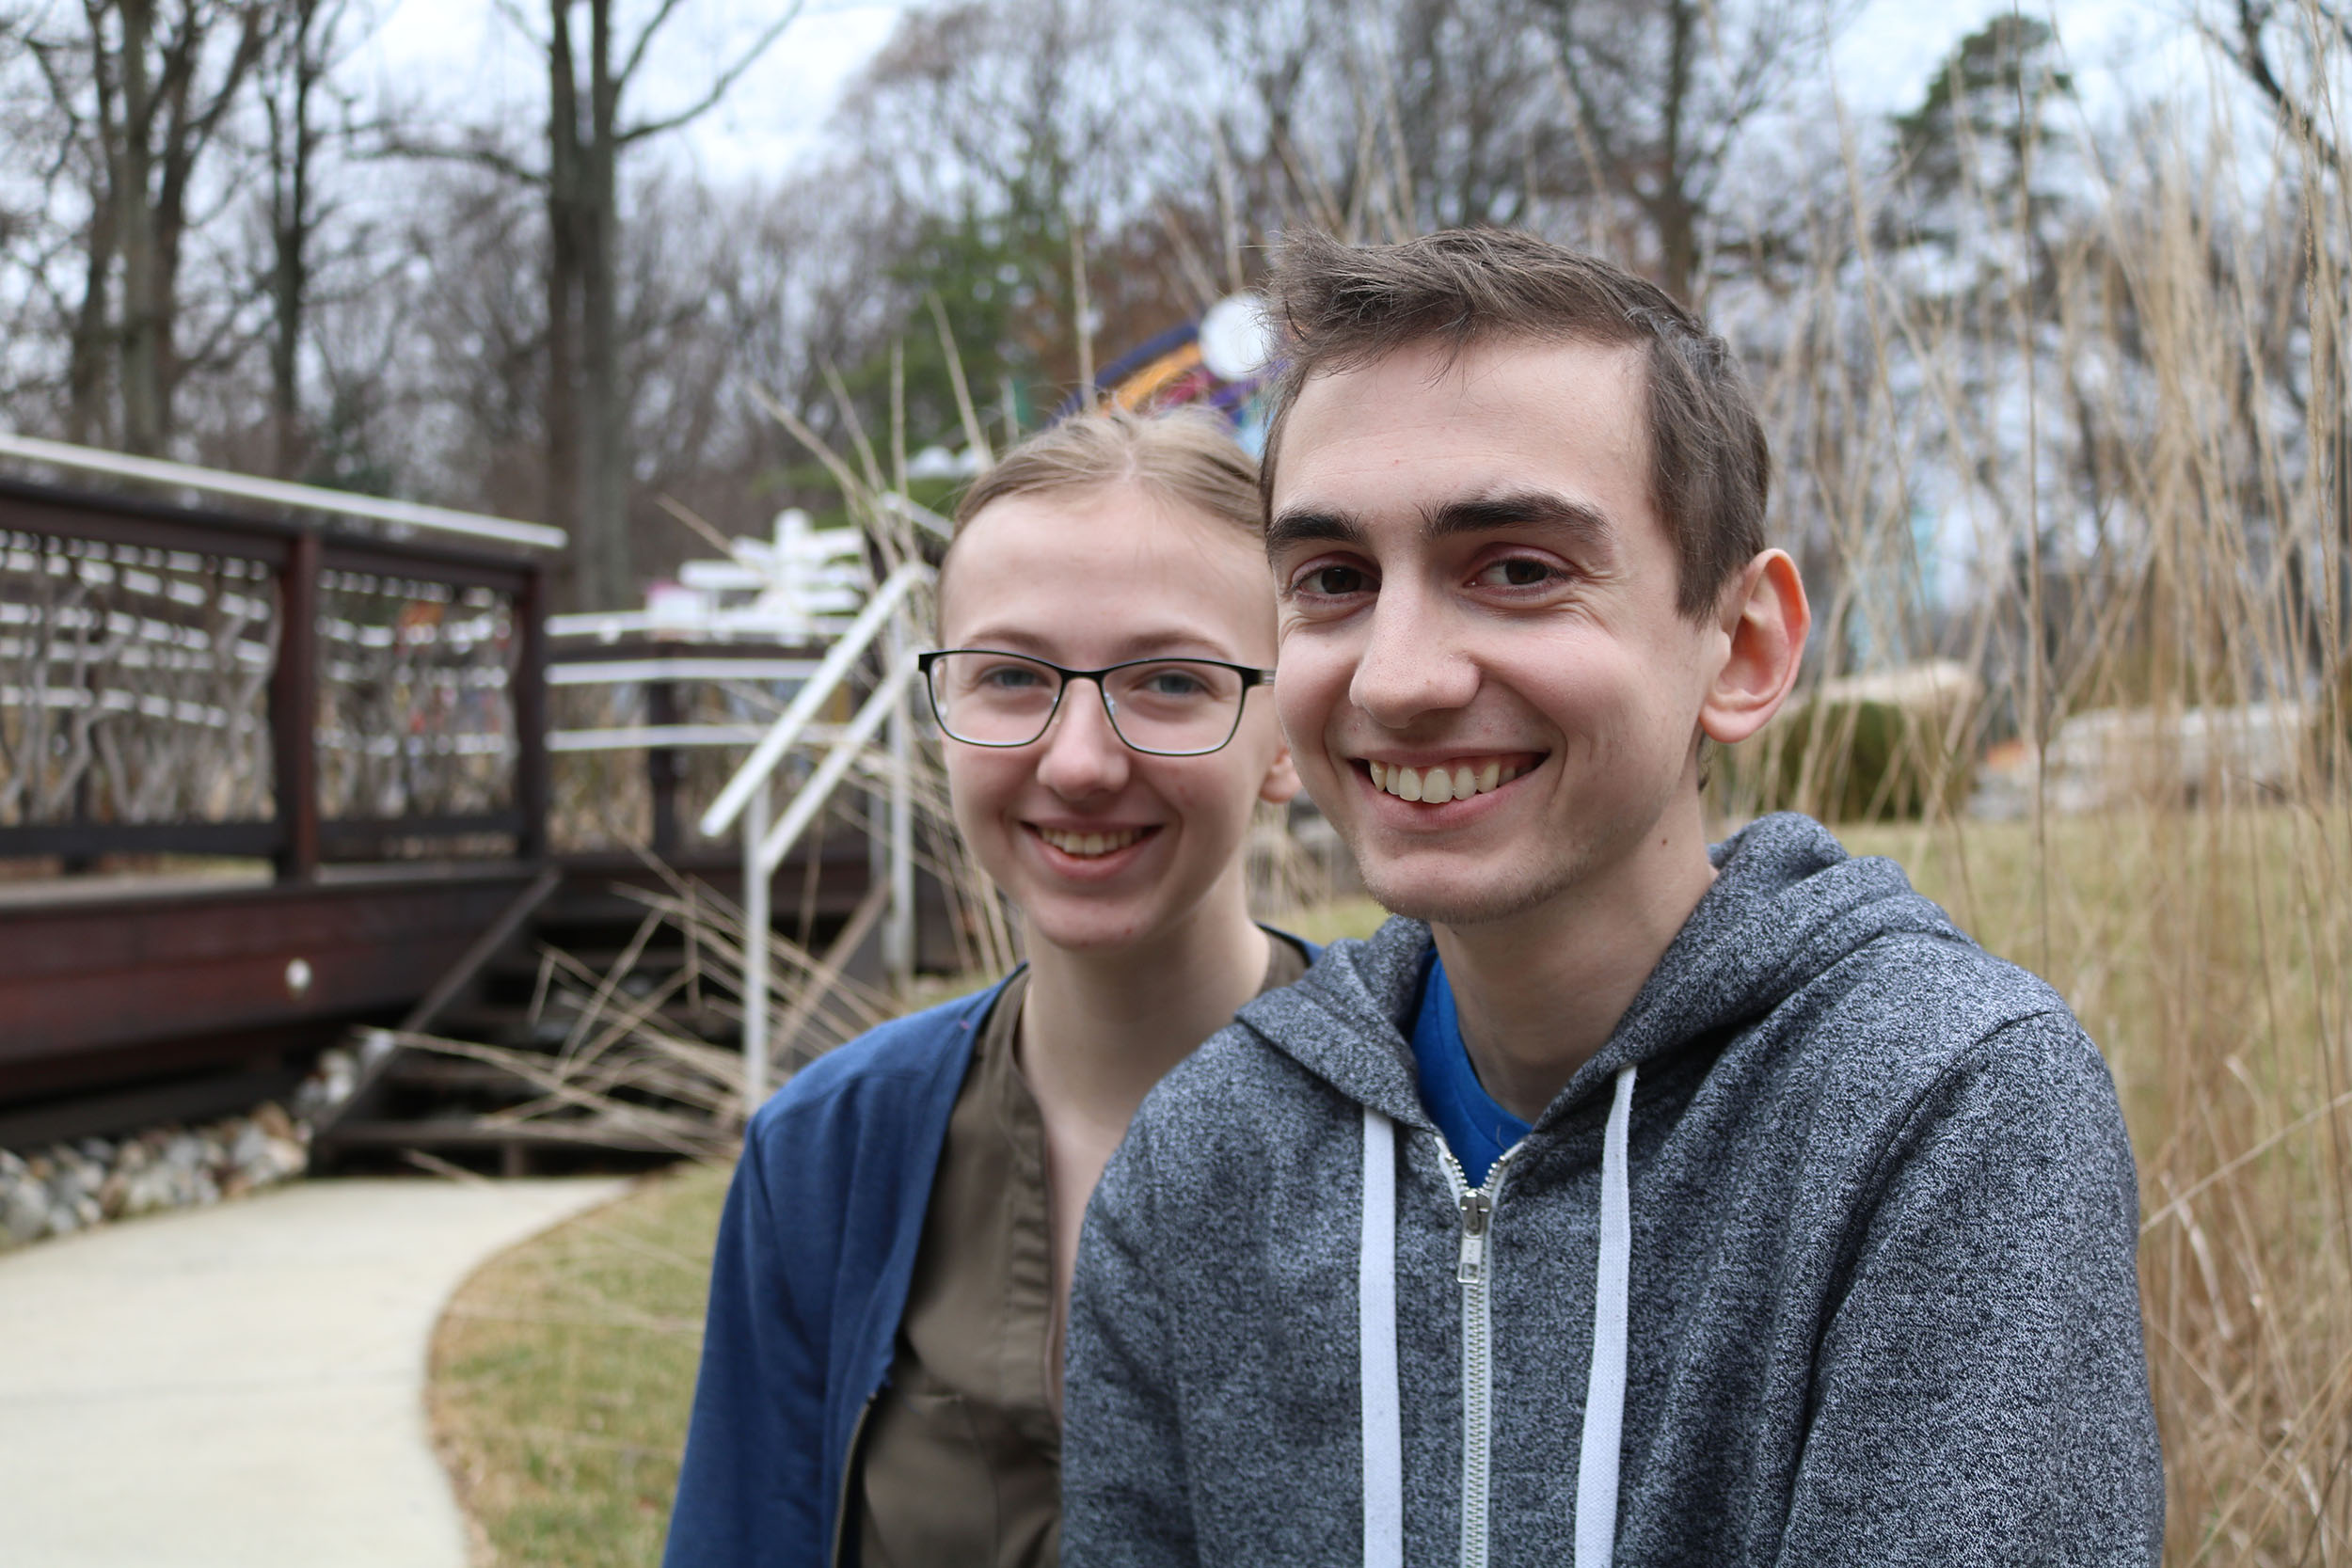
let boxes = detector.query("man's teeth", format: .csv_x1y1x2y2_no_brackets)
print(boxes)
1364,757,1526,803
1039,826,1146,857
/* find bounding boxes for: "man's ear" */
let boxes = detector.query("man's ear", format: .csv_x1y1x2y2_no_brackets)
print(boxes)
1258,737,1303,807
1699,549,1809,746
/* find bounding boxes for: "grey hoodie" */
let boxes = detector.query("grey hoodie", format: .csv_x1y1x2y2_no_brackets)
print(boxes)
1064,814,2162,1567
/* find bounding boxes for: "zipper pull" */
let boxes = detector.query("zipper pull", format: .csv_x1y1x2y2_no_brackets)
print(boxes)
1456,1188,1494,1285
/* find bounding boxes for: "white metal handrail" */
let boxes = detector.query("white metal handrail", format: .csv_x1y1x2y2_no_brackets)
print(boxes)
700,561,931,838
547,721,851,752
707,558,932,1113
755,657,919,876
548,657,823,686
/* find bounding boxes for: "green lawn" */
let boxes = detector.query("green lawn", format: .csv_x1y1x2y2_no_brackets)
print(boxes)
430,1164,730,1567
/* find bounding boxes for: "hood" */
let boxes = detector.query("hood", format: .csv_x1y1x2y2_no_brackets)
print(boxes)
1235,812,1966,1131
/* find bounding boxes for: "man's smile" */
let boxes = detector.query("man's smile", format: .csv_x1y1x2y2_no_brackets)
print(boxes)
1355,752,1545,804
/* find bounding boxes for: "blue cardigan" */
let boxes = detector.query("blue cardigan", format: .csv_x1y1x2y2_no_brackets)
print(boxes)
664,978,1014,1568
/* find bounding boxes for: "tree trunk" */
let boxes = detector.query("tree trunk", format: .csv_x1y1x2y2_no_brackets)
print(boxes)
1650,0,1698,304
268,0,321,478
579,0,630,611
67,172,117,447
114,0,166,455
545,0,585,602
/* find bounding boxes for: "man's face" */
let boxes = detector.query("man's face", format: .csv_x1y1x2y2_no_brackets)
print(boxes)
1266,337,1730,927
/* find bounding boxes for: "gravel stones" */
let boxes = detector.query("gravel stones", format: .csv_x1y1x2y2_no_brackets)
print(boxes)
0,1102,311,1252
0,1037,384,1254
291,1045,361,1119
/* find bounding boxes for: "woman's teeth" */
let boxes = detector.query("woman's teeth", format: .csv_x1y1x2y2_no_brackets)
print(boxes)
1038,826,1147,857
1364,757,1528,804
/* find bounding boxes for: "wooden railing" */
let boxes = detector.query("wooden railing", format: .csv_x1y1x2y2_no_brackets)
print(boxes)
0,474,551,879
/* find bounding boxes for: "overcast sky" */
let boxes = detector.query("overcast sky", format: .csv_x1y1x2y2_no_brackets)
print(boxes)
347,0,2211,189
352,0,909,184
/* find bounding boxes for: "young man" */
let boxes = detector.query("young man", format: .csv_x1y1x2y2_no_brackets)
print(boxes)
1061,230,2163,1566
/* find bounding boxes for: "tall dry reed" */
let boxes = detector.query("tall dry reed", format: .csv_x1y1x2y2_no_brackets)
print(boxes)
1713,35,2352,1560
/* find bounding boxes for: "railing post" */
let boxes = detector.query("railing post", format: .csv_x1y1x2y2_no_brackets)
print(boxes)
271,530,321,882
741,774,771,1115
646,676,682,858
514,562,551,863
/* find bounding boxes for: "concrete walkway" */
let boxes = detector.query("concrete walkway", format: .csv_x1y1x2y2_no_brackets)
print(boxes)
0,1175,628,1568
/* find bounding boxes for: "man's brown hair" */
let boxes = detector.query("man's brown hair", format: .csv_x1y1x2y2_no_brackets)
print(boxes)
1259,228,1770,619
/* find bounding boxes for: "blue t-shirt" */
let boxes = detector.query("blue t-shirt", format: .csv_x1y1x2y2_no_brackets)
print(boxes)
1411,951,1531,1188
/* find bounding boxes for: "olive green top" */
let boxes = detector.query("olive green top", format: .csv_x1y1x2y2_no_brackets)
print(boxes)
855,937,1311,1568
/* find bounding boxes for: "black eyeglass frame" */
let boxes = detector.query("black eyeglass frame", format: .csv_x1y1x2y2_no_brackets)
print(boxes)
915,647,1278,756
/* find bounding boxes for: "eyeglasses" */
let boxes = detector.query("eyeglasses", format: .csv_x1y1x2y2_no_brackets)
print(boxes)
917,648,1276,756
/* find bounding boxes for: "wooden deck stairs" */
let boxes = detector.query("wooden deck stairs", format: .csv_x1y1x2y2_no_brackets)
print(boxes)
307,846,898,1172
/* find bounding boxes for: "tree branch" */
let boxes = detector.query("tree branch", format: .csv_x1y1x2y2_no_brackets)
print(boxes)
615,0,694,89
375,133,547,187
616,0,804,147
489,0,546,53
2211,0,2345,172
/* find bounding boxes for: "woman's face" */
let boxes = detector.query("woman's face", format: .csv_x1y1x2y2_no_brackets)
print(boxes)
936,479,1298,957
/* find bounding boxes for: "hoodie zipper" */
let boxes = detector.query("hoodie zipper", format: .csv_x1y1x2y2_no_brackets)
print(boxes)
1438,1138,1523,1568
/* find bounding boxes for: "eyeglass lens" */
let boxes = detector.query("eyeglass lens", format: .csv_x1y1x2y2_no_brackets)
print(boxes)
926,651,1247,754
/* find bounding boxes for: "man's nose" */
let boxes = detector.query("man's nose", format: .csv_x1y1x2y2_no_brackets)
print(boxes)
1033,678,1133,798
1348,583,1479,729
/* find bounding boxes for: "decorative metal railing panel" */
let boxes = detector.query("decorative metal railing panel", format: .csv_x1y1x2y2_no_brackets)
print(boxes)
317,569,518,822
0,475,549,876
0,531,278,829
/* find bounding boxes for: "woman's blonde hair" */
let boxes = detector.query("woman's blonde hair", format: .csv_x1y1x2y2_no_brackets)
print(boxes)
949,405,1261,544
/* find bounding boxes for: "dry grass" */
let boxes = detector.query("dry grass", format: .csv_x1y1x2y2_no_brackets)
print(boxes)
1843,807,2352,1563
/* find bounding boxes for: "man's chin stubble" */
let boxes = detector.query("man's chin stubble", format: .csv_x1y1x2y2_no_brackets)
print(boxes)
1357,861,1571,930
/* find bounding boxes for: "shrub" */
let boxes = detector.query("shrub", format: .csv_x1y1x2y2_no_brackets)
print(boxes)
1733,698,1976,823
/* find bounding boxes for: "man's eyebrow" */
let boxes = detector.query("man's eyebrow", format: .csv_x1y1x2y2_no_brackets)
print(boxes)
1263,508,1369,560
1422,491,1616,551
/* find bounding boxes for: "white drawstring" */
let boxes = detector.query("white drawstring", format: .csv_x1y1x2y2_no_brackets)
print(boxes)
1360,1105,1404,1568
1358,1063,1637,1568
1574,1064,1638,1568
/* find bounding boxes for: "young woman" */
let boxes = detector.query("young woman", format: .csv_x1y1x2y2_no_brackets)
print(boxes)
664,409,1305,1568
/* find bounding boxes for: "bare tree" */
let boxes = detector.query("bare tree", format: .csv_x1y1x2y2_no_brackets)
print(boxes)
1528,0,1831,303
25,0,273,455
1382,0,1565,230
394,0,802,610
253,0,359,477
2206,0,2349,173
